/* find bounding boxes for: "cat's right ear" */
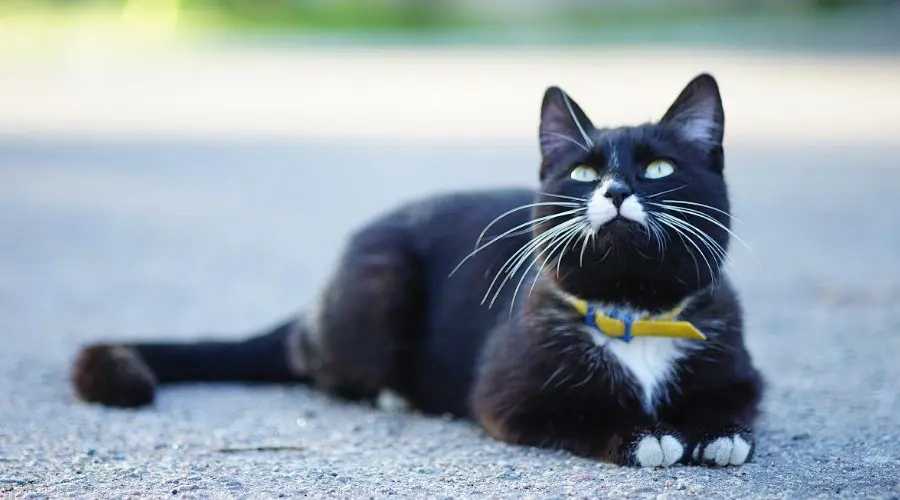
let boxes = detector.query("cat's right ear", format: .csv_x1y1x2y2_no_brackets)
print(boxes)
660,74,724,149
539,87,595,159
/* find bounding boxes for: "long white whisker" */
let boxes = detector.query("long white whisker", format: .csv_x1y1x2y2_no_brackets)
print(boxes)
578,227,593,267
653,211,731,264
508,254,544,315
483,218,581,306
655,213,728,275
652,217,670,256
491,222,573,309
476,206,583,248
451,206,584,277
500,218,582,289
554,220,586,278
520,220,585,311
658,199,742,223
644,185,687,199
649,212,700,281
654,214,714,284
536,191,588,203
656,213,728,262
645,217,665,256
648,202,752,252
483,229,556,303
475,202,581,248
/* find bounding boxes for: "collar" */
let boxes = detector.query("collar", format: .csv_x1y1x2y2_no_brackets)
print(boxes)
561,295,707,343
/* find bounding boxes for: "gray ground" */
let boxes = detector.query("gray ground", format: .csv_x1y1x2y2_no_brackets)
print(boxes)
1,137,899,499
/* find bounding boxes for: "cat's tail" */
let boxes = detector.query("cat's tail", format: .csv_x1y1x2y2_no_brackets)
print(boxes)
71,318,309,408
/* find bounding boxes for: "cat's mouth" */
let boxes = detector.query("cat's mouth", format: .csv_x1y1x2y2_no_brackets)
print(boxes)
589,211,645,232
609,215,639,227
599,215,641,238
583,214,645,250
586,191,647,231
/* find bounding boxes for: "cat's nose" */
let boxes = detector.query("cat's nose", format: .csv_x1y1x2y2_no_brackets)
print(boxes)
604,183,633,209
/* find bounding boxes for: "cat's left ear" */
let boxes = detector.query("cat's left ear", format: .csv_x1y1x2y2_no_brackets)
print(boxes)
539,87,595,159
660,73,725,149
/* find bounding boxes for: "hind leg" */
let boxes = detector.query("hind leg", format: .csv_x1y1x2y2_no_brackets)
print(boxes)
288,225,424,402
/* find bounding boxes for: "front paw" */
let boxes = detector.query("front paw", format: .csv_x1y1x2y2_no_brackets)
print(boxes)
631,433,685,468
691,431,754,467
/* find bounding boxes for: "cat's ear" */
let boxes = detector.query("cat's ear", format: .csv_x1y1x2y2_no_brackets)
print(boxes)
660,74,724,148
539,87,595,158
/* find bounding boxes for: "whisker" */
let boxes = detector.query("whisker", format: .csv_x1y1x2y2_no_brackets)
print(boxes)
596,245,613,266
503,218,582,283
644,218,660,255
477,207,584,248
656,212,729,263
507,252,545,314
655,213,727,277
653,211,731,264
554,221,586,278
578,227,593,268
475,201,581,247
648,202,752,252
483,229,554,303
451,206,584,277
649,218,669,257
498,221,577,310
658,199,742,223
525,225,577,298
520,220,584,311
644,185,687,199
653,213,714,285
536,191,588,203
495,218,583,304
484,218,581,307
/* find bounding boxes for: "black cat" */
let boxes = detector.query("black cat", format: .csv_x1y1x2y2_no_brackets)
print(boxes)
73,74,763,468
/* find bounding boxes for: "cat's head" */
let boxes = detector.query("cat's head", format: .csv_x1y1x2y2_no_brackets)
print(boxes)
533,74,731,311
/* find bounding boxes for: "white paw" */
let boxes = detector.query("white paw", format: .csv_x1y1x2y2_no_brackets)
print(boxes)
699,434,752,466
634,435,684,467
375,389,412,413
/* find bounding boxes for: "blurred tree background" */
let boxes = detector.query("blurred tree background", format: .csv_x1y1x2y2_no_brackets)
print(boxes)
0,0,897,54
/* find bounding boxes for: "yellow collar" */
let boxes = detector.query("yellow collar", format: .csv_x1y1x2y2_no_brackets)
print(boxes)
563,296,707,343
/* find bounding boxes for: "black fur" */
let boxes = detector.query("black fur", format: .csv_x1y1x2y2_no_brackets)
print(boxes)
72,74,763,467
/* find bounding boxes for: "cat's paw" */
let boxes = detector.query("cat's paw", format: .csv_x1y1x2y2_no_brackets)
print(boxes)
691,432,754,467
72,345,156,407
632,434,685,468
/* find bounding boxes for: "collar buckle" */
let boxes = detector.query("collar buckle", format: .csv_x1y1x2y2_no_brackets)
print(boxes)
585,304,635,343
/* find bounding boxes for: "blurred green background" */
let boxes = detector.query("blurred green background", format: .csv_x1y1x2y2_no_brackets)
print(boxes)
1,0,897,54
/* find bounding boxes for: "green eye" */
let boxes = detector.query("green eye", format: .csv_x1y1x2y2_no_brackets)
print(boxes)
570,165,600,182
645,160,675,179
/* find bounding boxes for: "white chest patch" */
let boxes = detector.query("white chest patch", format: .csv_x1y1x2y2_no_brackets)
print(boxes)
586,329,686,414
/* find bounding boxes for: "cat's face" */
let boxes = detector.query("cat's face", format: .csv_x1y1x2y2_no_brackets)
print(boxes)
533,74,731,309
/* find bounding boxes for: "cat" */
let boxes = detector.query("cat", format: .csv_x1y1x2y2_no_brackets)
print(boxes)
72,73,763,468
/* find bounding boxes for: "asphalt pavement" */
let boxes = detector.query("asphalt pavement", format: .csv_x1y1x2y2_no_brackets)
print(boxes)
1,46,899,499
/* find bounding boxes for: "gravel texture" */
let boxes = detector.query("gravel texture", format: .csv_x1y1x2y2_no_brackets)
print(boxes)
1,137,899,499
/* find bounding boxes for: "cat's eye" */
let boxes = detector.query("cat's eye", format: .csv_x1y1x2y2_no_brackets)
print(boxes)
644,160,675,179
570,165,600,183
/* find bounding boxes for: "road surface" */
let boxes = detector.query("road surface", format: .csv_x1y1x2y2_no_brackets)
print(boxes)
1,47,899,498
